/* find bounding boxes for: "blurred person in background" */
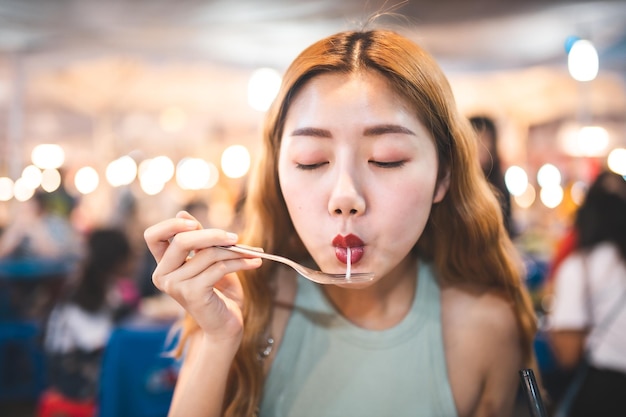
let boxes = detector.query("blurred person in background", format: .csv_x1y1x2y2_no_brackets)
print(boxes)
37,227,136,417
469,115,516,238
0,190,82,320
547,170,626,417
0,190,81,264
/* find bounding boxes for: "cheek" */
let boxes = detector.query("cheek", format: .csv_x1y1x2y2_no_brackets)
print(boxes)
383,191,433,224
278,166,318,230
278,148,328,216
281,183,307,215
279,180,326,253
374,178,437,233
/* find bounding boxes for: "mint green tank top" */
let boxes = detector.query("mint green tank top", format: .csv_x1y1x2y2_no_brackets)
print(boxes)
259,260,458,417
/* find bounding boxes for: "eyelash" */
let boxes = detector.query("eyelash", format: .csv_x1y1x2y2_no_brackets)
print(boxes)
295,162,328,170
369,160,406,168
295,160,405,170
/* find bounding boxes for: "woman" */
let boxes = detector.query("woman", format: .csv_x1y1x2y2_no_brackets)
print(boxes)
548,170,626,416
0,190,80,262
144,29,537,417
468,115,515,238
39,228,135,417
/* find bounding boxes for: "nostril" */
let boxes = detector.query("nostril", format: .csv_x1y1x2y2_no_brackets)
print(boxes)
333,208,359,215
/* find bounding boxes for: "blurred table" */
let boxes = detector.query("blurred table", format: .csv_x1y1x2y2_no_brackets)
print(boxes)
0,258,74,321
98,315,179,417
0,258,74,404
0,320,46,402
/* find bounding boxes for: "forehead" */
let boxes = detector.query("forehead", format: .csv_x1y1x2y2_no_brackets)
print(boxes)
285,70,415,121
278,71,442,158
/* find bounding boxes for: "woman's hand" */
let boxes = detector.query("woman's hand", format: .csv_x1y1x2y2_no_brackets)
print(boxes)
143,211,262,344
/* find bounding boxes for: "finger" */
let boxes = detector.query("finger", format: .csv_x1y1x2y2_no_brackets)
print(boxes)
144,217,200,262
176,210,201,226
175,211,203,257
155,228,239,278
177,247,263,280
159,237,257,284
156,256,261,299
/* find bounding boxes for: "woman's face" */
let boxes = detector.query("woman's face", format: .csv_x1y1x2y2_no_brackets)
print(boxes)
278,70,448,283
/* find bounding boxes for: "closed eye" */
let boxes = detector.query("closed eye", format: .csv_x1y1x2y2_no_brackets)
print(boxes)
369,160,406,168
296,162,328,170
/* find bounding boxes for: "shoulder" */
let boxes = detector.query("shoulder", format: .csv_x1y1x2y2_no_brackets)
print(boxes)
588,242,623,266
441,283,519,339
49,302,79,322
441,285,521,375
554,250,585,278
60,303,112,327
555,244,623,290
441,283,523,417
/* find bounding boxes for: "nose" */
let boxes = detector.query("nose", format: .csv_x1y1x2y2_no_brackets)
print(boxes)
328,168,366,217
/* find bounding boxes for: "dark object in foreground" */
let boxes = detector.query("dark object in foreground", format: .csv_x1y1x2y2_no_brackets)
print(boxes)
519,368,548,417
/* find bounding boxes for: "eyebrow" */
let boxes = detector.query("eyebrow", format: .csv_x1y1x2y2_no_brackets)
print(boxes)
363,124,416,136
290,124,415,138
291,127,332,137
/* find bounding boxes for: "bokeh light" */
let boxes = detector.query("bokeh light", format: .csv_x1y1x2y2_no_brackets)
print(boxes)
537,164,561,188
504,165,529,196
568,39,599,82
13,178,36,201
106,155,138,187
221,145,251,179
607,148,626,175
74,166,99,194
248,68,282,112
577,126,609,157
176,158,219,190
31,144,65,169
0,177,14,201
540,185,564,208
21,165,43,190
41,168,62,192
139,176,165,195
150,156,175,184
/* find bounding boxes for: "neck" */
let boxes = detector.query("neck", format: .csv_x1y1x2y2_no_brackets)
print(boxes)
322,255,418,330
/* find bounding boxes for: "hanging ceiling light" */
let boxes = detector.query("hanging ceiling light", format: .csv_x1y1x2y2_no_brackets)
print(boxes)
568,39,598,82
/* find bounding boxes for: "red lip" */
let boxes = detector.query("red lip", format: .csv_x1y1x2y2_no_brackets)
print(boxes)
332,234,364,247
332,234,365,264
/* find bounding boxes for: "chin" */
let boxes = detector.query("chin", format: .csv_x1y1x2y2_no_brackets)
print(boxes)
332,279,377,290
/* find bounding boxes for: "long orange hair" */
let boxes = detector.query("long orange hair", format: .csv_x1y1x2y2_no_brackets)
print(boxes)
176,29,537,416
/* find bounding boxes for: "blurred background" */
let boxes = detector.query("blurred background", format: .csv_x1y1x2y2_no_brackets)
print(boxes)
1,0,625,416
0,0,625,238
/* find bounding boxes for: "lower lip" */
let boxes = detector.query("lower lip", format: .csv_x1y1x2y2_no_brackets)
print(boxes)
335,246,364,264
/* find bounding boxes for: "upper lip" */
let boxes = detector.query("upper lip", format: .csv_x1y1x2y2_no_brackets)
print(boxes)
332,234,364,248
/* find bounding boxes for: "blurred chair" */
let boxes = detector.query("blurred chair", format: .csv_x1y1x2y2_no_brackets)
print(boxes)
97,320,179,417
0,259,72,411
37,389,96,417
0,320,46,401
0,258,72,321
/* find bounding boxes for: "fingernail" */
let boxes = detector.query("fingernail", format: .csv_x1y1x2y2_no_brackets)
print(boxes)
226,232,238,242
184,220,198,228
